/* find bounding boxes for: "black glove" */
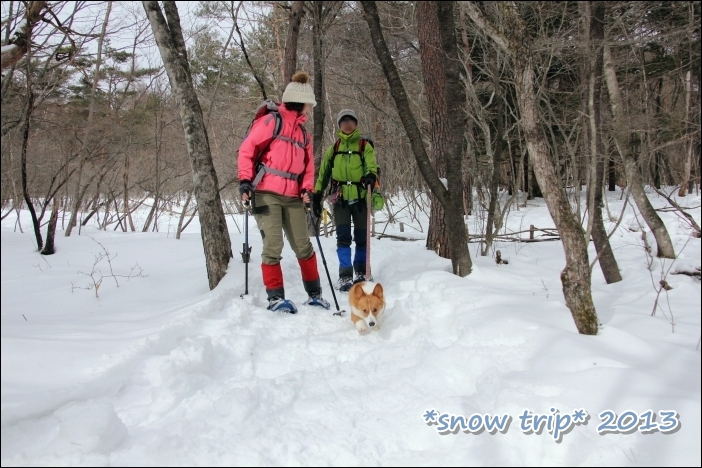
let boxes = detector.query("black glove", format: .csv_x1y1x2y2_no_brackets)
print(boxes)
239,180,253,198
312,192,323,218
363,173,377,189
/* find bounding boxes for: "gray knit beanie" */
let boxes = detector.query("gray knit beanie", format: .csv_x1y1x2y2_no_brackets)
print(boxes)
337,109,359,127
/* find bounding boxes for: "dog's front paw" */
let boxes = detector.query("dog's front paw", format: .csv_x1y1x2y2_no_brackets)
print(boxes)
355,320,368,333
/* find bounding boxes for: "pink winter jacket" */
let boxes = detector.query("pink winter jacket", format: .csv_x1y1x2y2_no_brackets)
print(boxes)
238,104,314,198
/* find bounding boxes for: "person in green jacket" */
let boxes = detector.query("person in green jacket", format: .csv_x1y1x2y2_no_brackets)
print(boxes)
313,109,378,292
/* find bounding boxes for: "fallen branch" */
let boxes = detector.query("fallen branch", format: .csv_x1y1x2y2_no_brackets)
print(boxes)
671,267,701,280
376,232,423,242
468,236,562,244
653,186,701,235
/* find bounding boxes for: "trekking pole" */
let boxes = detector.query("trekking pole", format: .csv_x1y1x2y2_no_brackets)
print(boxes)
303,192,345,316
240,200,251,297
366,183,372,280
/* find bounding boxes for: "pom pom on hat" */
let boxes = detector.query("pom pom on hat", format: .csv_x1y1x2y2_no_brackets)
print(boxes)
291,71,310,84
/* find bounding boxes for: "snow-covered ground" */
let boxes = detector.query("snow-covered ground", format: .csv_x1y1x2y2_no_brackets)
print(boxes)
1,187,700,466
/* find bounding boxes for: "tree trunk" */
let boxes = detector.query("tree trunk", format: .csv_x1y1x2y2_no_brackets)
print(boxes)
123,144,135,231
653,78,663,190
602,43,675,259
436,1,472,276
361,0,471,276
679,3,696,196
608,155,616,191
459,5,474,217
516,59,599,335
20,89,42,250
143,1,233,290
587,1,621,284
312,1,326,166
8,139,23,231
176,188,193,240
417,2,449,259
113,196,126,232
143,112,162,232
483,59,504,256
309,2,341,235
581,1,595,243
463,2,598,334
283,0,305,85
18,17,42,251
65,1,112,236
679,69,693,197
40,196,60,255
305,2,325,238
653,150,662,189
523,152,529,196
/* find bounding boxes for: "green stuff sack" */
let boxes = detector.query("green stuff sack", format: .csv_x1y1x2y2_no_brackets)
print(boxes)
372,191,384,212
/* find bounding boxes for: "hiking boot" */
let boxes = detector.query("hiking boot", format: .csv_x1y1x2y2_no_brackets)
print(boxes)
336,276,353,292
267,297,298,314
304,294,331,310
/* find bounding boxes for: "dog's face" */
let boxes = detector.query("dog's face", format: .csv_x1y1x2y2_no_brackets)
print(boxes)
350,282,385,330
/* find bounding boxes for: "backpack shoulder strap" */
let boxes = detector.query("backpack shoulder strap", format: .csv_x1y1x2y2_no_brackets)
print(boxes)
359,138,367,174
253,111,283,167
301,125,309,149
330,139,341,172
273,111,283,138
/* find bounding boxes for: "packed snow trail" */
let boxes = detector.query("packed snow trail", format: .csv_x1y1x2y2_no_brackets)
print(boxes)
1,189,700,466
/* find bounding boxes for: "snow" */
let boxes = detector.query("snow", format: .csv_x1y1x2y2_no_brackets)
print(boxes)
12,19,27,36
1,44,19,54
1,188,700,466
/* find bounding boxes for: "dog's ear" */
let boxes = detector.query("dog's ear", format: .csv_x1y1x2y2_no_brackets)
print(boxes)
372,283,383,300
353,284,366,300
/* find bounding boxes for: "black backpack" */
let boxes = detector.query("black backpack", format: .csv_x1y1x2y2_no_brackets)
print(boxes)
327,136,385,211
328,136,375,184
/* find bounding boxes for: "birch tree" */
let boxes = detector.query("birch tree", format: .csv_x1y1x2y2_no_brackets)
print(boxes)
143,1,232,290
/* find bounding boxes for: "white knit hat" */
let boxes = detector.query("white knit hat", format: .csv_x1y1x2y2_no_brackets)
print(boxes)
282,71,316,107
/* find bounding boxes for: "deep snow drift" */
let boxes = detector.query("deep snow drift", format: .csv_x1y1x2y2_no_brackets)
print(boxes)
1,188,700,466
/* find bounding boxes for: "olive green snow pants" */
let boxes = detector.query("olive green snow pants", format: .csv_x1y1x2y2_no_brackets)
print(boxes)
252,191,314,264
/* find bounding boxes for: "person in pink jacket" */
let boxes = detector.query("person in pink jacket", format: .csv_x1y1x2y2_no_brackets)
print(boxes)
238,72,330,314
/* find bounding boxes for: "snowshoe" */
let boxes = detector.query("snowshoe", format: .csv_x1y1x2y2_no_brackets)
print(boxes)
337,276,353,292
304,295,331,310
267,297,298,314
353,274,373,284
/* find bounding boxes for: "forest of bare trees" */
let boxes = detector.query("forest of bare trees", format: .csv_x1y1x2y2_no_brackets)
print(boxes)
1,1,700,335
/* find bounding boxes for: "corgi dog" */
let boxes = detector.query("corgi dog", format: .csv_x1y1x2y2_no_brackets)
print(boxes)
349,282,385,333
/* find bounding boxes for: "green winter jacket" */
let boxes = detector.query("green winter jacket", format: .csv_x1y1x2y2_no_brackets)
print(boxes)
315,129,378,202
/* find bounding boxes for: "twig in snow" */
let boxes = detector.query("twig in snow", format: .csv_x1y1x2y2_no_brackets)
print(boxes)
71,237,147,299
643,229,694,333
